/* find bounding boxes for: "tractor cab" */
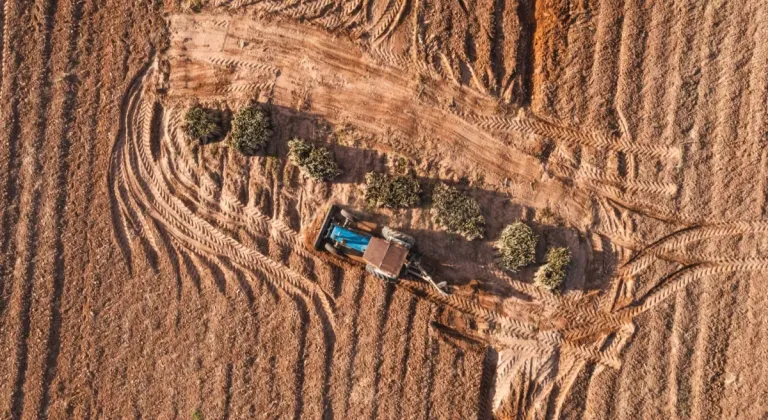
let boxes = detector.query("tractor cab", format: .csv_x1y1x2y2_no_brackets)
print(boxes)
362,237,409,279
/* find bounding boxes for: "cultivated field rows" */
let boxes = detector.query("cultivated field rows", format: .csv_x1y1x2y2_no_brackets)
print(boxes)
152,11,768,418
1,0,767,418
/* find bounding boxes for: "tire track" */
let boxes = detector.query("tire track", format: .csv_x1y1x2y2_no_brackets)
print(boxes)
393,296,419,409
530,0,569,114
712,271,748,419
739,261,768,418
620,259,768,320
468,112,679,161
398,293,432,419
665,287,691,419
617,220,768,300
550,358,588,419
640,298,674,418
687,269,720,420
637,0,674,152
114,68,336,325
666,0,706,211
291,299,310,420
421,307,441,420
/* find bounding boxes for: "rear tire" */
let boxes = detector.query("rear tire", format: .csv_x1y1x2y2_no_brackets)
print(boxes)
339,209,358,224
382,226,415,249
366,264,397,282
324,242,342,256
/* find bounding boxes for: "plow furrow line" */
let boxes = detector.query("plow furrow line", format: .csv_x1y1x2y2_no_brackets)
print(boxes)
200,54,278,75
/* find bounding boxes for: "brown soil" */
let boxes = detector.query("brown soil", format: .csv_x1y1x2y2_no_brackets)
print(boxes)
2,0,768,419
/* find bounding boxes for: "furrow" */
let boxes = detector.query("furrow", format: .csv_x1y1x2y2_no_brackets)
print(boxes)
677,0,726,218
4,0,59,417
711,1,754,219
35,0,86,415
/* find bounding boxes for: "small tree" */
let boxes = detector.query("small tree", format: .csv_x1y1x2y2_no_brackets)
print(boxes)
230,106,271,156
535,247,571,291
184,105,222,144
431,183,485,240
364,172,421,209
496,222,537,271
288,138,340,181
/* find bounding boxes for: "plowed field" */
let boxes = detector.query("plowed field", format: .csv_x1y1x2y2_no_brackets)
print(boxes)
1,0,767,419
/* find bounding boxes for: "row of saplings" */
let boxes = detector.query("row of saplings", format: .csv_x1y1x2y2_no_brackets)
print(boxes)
184,103,570,291
184,103,341,178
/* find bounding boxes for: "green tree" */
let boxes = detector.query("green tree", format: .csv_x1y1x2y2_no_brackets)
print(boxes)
496,222,537,271
184,105,222,144
364,172,421,209
431,183,485,240
535,247,571,291
288,138,340,181
230,106,271,155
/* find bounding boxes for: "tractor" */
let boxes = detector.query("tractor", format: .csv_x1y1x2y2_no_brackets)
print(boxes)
313,205,449,294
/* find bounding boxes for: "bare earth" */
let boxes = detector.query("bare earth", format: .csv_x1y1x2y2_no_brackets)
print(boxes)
1,0,767,419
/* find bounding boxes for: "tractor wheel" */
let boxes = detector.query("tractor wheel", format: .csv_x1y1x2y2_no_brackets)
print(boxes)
366,264,396,282
339,209,358,224
324,242,342,256
382,226,415,249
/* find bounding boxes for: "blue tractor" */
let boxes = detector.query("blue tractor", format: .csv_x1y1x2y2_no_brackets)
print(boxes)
314,205,448,294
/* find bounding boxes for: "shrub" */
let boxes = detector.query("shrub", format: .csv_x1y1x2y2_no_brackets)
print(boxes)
431,183,485,240
184,105,222,144
288,138,340,180
230,106,271,155
364,172,421,209
535,247,571,291
496,222,537,271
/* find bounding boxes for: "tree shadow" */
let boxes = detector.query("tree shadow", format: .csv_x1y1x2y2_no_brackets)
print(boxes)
237,104,618,297
335,176,619,298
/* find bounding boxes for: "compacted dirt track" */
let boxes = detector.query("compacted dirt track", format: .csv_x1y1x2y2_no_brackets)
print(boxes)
2,0,768,419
